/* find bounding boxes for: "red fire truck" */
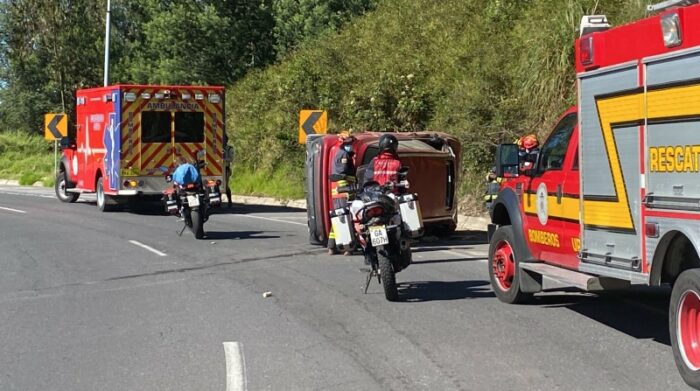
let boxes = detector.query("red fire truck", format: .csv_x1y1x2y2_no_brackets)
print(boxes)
489,1,700,387
55,85,225,211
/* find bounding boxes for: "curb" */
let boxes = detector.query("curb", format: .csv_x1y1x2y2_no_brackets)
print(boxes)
0,179,44,187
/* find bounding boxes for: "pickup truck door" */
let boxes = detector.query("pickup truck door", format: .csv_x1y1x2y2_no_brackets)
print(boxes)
523,111,579,269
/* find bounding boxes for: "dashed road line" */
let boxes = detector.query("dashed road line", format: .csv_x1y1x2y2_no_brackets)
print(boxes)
128,240,167,257
0,205,27,214
223,341,247,391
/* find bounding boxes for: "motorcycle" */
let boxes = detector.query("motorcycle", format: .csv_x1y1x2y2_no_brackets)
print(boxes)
162,156,222,239
334,167,423,301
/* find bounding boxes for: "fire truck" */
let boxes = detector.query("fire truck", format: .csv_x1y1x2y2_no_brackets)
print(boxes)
54,85,226,211
489,1,700,387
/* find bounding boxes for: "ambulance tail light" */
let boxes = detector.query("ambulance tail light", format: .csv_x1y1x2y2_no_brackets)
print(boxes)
195,93,204,100
208,93,221,104
141,92,151,99
661,12,682,47
181,92,191,100
124,92,137,102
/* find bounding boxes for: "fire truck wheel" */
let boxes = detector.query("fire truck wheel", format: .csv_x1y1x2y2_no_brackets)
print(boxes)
96,177,115,212
55,171,79,203
670,268,700,388
488,225,531,304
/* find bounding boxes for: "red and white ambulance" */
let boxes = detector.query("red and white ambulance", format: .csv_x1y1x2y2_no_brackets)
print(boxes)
55,85,225,211
489,1,700,387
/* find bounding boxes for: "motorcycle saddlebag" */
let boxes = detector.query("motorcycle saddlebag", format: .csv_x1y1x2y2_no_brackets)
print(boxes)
330,208,354,247
399,194,424,238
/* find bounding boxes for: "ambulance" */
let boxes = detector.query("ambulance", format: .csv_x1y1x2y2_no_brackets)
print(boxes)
55,85,225,211
489,1,700,387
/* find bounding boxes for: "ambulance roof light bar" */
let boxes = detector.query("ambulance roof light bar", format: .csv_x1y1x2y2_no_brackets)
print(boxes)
579,15,610,37
648,0,699,13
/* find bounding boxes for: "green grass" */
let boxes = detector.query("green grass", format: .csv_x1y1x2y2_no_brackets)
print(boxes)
0,131,55,186
231,164,305,199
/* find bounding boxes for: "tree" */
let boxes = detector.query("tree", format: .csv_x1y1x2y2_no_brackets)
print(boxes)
272,0,375,59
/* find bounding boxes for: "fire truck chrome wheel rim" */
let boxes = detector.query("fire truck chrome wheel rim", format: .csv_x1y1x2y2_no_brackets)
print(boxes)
678,289,700,371
493,240,515,291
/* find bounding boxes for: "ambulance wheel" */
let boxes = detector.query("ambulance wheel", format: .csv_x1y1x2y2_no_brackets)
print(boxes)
378,250,399,302
96,177,115,212
670,268,700,388
191,209,204,239
488,225,531,304
55,171,79,203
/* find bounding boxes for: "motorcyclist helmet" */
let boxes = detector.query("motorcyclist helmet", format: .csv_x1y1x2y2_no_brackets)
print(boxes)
378,133,398,155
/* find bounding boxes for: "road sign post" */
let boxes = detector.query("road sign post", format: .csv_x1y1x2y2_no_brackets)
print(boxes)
45,113,68,174
298,110,328,144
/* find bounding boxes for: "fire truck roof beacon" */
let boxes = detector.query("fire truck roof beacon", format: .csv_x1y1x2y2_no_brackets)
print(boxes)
579,15,610,37
648,0,700,13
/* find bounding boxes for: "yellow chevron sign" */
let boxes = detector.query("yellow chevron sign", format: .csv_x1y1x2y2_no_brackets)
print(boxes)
44,113,68,141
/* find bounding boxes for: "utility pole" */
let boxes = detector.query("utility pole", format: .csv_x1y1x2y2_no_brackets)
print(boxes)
103,0,111,86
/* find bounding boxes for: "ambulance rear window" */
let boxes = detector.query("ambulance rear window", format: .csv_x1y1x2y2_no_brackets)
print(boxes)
175,112,204,143
142,111,171,143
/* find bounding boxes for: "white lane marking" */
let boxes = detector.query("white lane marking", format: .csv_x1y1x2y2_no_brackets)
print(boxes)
441,249,487,262
223,341,247,391
238,214,306,226
0,206,27,214
128,240,167,257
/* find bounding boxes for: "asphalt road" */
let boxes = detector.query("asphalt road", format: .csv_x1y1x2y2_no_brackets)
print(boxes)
0,185,690,390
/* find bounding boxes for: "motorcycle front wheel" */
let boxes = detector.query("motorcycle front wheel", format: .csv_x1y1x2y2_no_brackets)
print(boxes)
191,208,205,239
378,250,399,301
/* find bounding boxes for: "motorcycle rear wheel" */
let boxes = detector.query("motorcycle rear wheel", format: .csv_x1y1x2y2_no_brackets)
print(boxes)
191,209,205,239
378,251,399,301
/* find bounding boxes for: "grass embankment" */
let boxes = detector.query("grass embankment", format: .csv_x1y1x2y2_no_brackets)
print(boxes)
227,0,647,211
0,131,54,186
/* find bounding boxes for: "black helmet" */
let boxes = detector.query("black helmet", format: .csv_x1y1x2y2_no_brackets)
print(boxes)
378,133,398,155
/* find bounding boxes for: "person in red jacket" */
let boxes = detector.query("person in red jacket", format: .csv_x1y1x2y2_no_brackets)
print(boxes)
364,133,401,187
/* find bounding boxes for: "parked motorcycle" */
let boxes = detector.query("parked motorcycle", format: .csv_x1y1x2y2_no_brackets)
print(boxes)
334,167,423,301
163,156,221,239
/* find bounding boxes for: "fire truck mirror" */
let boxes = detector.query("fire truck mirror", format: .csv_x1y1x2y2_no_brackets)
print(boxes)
59,137,76,150
495,143,519,178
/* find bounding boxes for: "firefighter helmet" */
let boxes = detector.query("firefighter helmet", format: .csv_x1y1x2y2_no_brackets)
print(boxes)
519,134,539,149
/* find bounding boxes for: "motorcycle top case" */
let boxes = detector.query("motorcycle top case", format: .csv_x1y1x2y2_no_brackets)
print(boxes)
330,208,355,247
172,163,200,186
399,194,424,238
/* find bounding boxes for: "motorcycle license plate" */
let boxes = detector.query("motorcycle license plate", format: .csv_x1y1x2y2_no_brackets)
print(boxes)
187,195,200,207
369,225,389,247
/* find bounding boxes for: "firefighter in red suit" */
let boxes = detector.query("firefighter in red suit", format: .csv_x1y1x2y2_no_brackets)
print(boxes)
364,133,401,187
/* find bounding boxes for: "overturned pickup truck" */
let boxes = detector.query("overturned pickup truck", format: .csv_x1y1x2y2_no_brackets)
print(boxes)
305,132,461,245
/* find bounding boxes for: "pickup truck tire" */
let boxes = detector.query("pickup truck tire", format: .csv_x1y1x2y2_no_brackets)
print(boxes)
670,268,700,388
55,171,79,203
488,225,531,304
